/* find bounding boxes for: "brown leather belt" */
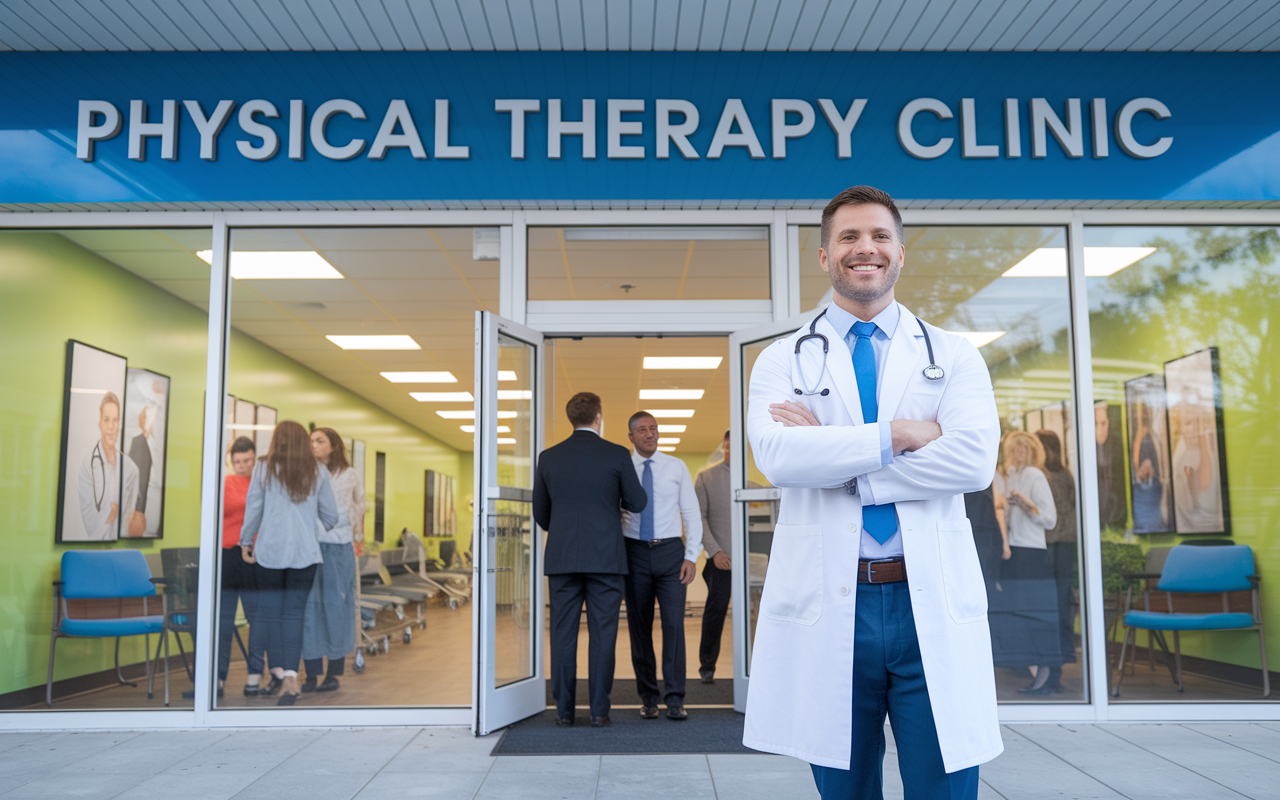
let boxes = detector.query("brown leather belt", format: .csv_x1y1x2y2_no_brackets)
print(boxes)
857,558,907,584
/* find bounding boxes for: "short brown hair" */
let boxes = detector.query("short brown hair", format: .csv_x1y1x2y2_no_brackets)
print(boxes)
566,392,602,427
820,185,903,250
229,436,256,456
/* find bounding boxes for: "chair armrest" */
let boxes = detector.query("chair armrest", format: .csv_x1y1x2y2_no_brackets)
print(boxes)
52,580,64,586
1123,572,1163,580
1248,575,1261,584
150,577,168,586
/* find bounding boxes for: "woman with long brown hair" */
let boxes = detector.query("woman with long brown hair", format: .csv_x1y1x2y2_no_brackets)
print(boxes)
240,420,338,704
300,427,364,693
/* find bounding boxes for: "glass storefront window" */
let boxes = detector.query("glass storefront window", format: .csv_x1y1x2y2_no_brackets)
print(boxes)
217,227,493,708
1087,225,1279,702
776,225,1088,702
528,227,770,301
1,228,211,711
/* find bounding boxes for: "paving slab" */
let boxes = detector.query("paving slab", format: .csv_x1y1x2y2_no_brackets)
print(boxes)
706,753,819,800
595,754,715,800
473,755,600,800
1182,723,1280,764
1101,723,1280,800
982,727,1126,800
353,769,492,799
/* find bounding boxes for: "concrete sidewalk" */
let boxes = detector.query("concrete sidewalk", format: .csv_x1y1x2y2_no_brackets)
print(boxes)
1,722,1279,799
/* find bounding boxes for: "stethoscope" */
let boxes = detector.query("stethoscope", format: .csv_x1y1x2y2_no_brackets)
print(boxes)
90,442,107,511
793,308,945,397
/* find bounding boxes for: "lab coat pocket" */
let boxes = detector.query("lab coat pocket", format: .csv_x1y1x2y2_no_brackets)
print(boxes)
937,519,988,624
760,523,823,626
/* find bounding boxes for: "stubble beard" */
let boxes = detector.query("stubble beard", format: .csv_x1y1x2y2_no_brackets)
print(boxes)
831,255,901,306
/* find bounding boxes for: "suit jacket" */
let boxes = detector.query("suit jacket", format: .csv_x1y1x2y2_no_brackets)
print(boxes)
534,429,647,575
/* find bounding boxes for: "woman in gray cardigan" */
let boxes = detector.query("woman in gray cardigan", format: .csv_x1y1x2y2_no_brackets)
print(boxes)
240,420,338,705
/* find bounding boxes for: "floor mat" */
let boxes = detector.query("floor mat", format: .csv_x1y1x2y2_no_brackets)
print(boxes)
491,708,753,756
546,677,734,707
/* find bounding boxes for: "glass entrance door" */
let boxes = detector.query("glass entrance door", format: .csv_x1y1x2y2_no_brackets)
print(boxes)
727,311,822,711
473,311,545,734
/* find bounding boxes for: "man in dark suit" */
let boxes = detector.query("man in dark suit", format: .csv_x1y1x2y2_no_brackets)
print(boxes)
533,392,647,727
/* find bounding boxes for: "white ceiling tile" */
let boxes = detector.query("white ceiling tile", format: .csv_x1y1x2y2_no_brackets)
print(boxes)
555,0,585,49
697,0,731,49
456,0,496,49
719,0,754,50
479,0,517,49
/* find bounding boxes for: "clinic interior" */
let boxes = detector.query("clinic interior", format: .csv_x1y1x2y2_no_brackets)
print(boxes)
4,217,1278,713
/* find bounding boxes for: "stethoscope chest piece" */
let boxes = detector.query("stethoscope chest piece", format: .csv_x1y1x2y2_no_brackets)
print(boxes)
922,364,945,381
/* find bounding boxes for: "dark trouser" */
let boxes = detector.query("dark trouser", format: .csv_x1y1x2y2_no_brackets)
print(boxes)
699,559,732,674
217,546,262,681
811,582,979,800
303,656,345,678
250,563,318,674
624,537,687,707
1048,541,1078,666
548,572,625,720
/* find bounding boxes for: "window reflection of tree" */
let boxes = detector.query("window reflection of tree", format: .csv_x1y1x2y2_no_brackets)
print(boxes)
1090,227,1279,533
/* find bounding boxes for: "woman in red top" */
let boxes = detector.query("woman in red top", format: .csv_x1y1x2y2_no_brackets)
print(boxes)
217,436,262,697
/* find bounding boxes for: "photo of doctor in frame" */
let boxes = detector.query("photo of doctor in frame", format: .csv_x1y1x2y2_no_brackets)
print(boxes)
123,367,170,538
1164,348,1231,535
56,340,134,543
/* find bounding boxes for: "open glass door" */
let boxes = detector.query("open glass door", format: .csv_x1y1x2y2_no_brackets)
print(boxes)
473,311,545,735
727,309,824,712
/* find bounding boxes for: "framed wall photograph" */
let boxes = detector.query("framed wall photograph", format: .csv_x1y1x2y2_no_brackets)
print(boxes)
1164,348,1231,535
254,404,277,455
122,367,170,538
1124,374,1174,534
56,340,130,543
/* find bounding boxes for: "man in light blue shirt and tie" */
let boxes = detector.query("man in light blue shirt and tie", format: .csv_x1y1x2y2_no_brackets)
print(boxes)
622,411,703,721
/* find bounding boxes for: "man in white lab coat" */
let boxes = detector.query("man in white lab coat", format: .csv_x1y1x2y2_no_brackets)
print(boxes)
743,186,1002,799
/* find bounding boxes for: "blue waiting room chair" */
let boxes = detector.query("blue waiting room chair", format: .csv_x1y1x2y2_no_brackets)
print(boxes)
46,550,164,706
1112,544,1268,697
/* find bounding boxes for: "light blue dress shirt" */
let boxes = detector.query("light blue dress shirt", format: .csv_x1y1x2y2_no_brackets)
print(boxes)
822,301,904,559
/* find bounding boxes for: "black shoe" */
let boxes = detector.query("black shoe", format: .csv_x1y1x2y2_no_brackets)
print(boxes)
666,704,688,720
277,692,299,706
243,684,261,697
556,715,575,727
261,676,283,696
317,677,340,692
300,677,319,693
640,705,660,719
1017,681,1064,696
699,669,715,684
590,715,611,727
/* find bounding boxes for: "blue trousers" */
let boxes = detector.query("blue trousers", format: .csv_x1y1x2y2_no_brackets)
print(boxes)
811,581,979,800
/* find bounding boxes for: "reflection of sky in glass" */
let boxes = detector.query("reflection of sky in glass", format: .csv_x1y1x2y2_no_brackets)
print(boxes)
0,130,149,202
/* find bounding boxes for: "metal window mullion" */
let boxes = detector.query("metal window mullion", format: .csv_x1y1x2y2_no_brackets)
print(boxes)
193,214,230,724
1067,213,1109,722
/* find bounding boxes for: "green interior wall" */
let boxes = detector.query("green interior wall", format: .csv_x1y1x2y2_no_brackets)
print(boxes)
0,231,469,699
1089,227,1280,673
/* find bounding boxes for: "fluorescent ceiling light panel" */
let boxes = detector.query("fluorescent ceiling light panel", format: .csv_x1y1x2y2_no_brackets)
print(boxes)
435,410,518,419
410,392,474,402
657,424,687,433
646,409,695,418
947,331,1006,348
498,370,518,381
1002,247,1158,278
327,335,420,350
657,446,677,452
498,390,532,400
643,357,723,370
497,438,517,445
460,425,510,433
657,437,681,444
196,250,344,280
562,226,768,242
380,371,457,383
639,389,705,400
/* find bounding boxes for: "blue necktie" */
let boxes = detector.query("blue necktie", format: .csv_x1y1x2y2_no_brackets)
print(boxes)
639,459,655,540
851,321,898,544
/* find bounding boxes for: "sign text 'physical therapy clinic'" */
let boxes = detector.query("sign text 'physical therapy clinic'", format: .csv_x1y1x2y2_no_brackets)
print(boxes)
76,95,1173,165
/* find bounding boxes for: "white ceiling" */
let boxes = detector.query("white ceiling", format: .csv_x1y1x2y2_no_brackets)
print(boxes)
2,0,1279,52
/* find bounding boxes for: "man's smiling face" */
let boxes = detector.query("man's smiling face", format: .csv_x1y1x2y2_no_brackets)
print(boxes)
818,203,904,310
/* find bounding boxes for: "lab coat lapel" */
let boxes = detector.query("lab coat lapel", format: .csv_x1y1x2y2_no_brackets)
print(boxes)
817,313,864,425
878,304,921,420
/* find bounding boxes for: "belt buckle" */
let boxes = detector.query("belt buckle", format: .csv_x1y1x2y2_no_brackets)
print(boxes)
865,557,898,584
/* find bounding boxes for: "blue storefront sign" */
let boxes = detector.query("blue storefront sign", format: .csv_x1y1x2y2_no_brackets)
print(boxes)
1,51,1277,205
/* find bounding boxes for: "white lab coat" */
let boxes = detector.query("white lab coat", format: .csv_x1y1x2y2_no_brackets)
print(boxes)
742,302,1003,773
